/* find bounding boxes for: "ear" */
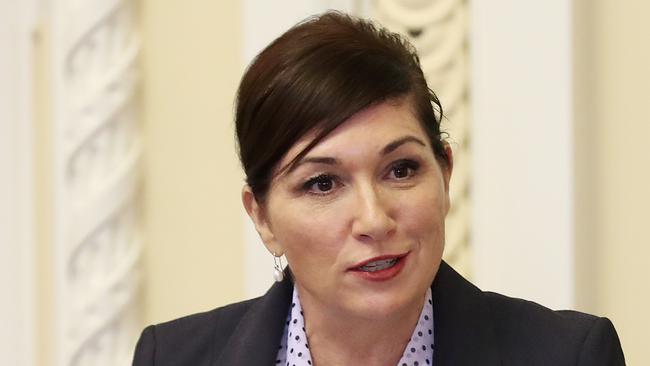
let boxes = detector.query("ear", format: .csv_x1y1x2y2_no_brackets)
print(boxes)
241,185,284,255
441,143,454,214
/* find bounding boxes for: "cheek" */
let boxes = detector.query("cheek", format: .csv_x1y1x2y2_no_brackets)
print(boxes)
399,187,447,251
269,202,347,274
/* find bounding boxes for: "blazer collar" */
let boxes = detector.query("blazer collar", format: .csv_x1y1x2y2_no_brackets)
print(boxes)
432,261,502,365
213,271,293,365
214,262,502,366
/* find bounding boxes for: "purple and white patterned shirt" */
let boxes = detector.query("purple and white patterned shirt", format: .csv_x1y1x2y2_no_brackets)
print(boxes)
275,287,435,366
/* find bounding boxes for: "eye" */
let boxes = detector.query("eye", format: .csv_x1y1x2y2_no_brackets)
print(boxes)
387,159,420,180
303,174,338,194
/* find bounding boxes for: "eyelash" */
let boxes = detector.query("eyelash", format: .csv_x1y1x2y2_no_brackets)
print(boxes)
302,174,338,195
300,159,421,195
387,159,420,180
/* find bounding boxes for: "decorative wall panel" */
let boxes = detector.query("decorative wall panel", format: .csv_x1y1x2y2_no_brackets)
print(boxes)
372,0,472,276
51,0,142,365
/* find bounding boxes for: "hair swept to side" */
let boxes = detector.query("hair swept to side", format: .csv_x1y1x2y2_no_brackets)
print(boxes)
236,11,447,201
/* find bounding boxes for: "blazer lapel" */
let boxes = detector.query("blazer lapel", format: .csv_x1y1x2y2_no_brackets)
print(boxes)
432,261,502,366
214,263,502,366
213,274,293,365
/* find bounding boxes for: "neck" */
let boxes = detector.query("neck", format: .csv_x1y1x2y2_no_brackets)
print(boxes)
297,285,426,366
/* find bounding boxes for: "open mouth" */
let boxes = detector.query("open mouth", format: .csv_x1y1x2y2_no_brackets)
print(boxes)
356,257,399,272
349,252,409,272
348,253,409,281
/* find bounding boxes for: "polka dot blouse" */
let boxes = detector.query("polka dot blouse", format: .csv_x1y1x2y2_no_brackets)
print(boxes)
275,288,435,366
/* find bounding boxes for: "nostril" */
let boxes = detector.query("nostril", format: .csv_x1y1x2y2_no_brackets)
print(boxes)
352,217,397,242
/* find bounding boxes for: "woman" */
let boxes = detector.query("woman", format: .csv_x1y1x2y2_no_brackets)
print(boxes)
133,12,625,366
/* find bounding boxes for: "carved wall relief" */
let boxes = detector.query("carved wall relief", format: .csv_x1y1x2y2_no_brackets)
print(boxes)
52,1,142,365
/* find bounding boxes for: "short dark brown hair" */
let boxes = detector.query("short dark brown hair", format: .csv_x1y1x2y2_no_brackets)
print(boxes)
236,11,447,201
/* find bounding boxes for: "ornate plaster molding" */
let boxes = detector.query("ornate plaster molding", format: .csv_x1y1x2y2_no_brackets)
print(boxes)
51,0,142,365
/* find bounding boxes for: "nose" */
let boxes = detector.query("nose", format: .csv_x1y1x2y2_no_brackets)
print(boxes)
351,183,397,242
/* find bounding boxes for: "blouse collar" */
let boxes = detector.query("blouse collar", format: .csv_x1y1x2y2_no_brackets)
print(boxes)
275,287,435,366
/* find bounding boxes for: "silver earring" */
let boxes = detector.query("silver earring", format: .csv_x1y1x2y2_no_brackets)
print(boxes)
272,252,284,282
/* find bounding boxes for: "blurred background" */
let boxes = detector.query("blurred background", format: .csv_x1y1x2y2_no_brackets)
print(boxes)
1,0,648,365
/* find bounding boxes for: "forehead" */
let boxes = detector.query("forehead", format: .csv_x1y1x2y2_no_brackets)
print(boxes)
281,98,428,167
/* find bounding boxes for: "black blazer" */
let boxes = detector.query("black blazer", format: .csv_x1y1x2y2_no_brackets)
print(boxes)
132,261,625,365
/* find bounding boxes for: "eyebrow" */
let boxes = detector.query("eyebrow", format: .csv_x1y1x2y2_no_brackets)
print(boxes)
287,135,427,173
381,135,427,155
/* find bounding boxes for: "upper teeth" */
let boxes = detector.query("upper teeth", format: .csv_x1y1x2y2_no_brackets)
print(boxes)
359,258,398,272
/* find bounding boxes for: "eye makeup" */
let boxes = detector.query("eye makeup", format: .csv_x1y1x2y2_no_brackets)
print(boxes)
386,159,421,180
301,173,339,195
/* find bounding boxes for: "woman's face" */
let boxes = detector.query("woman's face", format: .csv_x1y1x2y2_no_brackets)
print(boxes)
244,97,452,320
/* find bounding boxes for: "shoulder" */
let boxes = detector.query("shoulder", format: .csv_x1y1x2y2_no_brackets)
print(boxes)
132,274,294,365
132,297,261,366
154,297,259,345
483,291,625,365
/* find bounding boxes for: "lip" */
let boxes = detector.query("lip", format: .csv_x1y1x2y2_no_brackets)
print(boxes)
349,252,410,269
347,252,410,282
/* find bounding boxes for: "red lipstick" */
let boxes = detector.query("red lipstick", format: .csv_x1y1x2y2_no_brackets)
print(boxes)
348,252,409,282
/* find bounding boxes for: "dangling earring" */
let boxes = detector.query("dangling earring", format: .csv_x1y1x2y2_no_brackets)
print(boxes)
272,252,284,282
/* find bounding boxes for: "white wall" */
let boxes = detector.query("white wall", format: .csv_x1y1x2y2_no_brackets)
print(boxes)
470,0,575,310
0,0,36,364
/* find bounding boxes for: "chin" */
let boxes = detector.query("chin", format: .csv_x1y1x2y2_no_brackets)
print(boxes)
343,286,424,321
341,266,433,319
